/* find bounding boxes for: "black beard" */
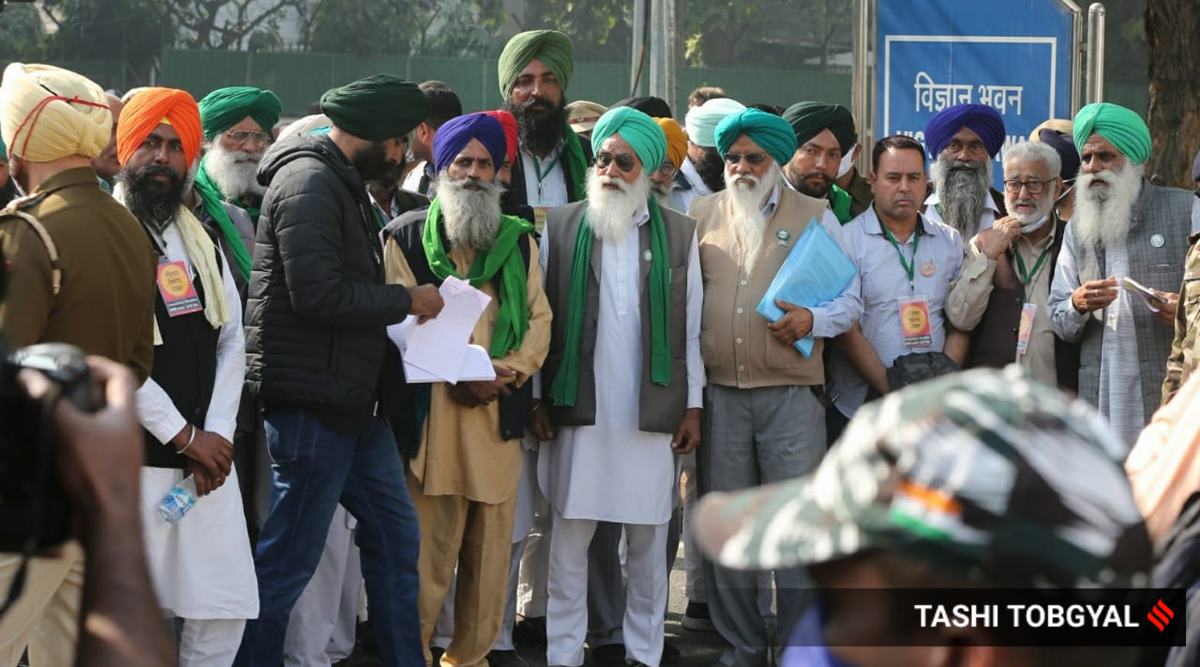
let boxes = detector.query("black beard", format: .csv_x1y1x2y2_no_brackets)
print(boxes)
793,171,832,199
696,148,726,193
367,156,408,193
353,142,394,183
505,97,567,156
123,165,185,232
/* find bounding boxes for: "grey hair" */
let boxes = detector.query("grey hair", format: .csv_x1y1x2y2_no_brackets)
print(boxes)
1003,141,1061,179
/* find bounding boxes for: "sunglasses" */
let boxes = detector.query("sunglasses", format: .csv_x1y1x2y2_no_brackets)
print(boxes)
225,129,272,147
724,152,769,166
595,151,637,173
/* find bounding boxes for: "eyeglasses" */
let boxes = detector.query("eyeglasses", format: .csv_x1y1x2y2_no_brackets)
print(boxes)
1003,178,1052,194
595,151,637,173
225,130,272,147
724,152,769,166
655,162,677,177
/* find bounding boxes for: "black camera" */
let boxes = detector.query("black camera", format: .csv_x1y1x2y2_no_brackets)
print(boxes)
0,342,98,553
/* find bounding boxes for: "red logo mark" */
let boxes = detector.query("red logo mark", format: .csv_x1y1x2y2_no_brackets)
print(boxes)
1147,599,1175,633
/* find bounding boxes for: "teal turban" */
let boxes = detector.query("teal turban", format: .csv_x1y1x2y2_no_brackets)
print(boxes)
0,135,5,161
782,102,857,154
1073,102,1151,165
714,109,797,166
320,74,427,142
591,106,667,172
498,30,574,96
199,86,282,141
685,97,746,148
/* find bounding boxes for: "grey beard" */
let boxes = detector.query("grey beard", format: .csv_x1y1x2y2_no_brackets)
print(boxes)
204,144,265,200
438,174,504,251
931,157,992,238
1073,163,1143,263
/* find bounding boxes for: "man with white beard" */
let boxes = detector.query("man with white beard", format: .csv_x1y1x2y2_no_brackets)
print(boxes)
692,108,859,667
531,107,703,667
383,111,551,667
947,140,1079,389
1048,102,1193,450
921,104,1008,239
195,86,281,298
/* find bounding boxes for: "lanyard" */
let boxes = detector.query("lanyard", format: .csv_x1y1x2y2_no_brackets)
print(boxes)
1013,244,1052,287
882,225,920,286
532,150,563,186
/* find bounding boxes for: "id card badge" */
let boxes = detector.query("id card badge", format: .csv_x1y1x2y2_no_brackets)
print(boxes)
1016,303,1037,356
898,296,933,347
157,259,203,317
533,206,550,232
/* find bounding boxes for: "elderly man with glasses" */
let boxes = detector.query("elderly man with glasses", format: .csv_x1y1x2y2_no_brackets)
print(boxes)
946,140,1080,390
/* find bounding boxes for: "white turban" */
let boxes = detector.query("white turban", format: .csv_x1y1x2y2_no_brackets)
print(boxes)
684,97,746,148
0,63,112,162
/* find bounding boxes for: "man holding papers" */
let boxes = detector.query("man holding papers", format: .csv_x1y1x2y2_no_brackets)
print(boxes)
532,107,703,667
383,111,551,667
690,108,859,667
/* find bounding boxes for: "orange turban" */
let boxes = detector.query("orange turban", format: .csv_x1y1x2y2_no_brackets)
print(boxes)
654,116,687,170
116,87,202,167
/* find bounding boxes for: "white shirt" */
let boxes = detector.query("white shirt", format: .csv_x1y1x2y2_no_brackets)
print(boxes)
536,203,705,524
675,157,712,216
923,190,999,235
136,223,245,445
521,144,569,208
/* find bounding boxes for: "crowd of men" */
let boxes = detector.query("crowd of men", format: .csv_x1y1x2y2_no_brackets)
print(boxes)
1,25,1200,667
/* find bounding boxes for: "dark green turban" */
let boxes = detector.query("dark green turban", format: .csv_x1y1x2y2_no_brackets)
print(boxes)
782,102,857,154
320,74,428,142
1073,102,1151,165
199,86,281,141
714,108,797,166
498,30,574,96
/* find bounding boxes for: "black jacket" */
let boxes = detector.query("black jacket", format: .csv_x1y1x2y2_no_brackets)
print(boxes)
245,133,412,432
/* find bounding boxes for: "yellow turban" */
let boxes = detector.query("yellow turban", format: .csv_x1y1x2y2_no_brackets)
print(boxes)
654,117,687,170
0,63,112,162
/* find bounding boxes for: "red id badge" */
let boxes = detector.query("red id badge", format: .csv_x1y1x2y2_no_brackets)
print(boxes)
157,259,203,317
898,296,932,347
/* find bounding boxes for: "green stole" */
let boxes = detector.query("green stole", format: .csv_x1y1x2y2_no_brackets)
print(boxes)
193,158,252,281
561,122,589,202
828,183,853,224
421,198,535,358
549,198,671,407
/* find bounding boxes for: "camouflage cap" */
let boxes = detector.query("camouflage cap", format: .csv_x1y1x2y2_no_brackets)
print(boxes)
695,367,1153,587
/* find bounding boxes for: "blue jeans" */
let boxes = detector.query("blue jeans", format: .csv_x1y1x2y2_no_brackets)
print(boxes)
234,410,422,667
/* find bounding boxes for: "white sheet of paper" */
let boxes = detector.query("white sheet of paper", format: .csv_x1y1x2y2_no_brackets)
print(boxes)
399,276,492,383
1122,276,1162,313
404,344,497,384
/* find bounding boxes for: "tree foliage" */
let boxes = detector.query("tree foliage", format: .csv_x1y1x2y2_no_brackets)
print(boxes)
173,0,306,50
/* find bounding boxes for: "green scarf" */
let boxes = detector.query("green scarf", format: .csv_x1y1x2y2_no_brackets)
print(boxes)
550,198,671,407
421,198,535,358
828,183,853,224
562,121,589,202
193,158,252,281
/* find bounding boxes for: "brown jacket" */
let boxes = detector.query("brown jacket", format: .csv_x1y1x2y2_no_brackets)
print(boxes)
0,167,156,382
1162,233,1200,405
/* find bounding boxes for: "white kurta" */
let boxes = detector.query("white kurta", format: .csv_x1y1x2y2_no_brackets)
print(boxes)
537,205,705,526
135,222,258,620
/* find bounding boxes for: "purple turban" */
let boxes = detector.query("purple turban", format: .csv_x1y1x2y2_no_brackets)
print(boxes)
923,104,1005,159
432,112,506,174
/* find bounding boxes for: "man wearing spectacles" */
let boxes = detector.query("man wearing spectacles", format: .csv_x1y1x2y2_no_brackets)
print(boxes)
946,141,1079,390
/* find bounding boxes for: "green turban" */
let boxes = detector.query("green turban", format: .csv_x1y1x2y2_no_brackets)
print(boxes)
782,101,857,154
1073,102,1151,165
199,86,282,141
320,74,427,142
498,30,574,97
714,108,797,166
0,135,5,161
591,106,666,173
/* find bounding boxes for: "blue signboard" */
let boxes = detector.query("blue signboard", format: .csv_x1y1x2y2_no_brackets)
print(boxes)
875,0,1077,187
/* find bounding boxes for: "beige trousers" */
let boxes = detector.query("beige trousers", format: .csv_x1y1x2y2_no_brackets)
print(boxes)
0,541,84,667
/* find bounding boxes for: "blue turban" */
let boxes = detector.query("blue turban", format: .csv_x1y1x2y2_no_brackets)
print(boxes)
923,104,1006,159
1072,102,1152,165
591,107,667,172
432,112,506,175
685,97,745,148
714,108,797,166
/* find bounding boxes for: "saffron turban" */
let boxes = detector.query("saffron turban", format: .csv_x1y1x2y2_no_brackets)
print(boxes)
613,96,673,119
1073,102,1151,165
0,63,112,162
199,86,282,140
714,108,797,167
654,117,687,170
782,101,857,154
591,107,666,172
566,100,606,135
1029,118,1073,141
481,110,518,163
498,30,574,96
432,112,506,175
116,87,202,167
320,75,427,142
923,103,1005,159
685,97,745,148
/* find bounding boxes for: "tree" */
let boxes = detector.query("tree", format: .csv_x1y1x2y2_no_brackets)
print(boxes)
39,0,172,84
1144,0,1200,187
0,4,48,62
305,0,411,55
172,0,307,50
515,0,631,63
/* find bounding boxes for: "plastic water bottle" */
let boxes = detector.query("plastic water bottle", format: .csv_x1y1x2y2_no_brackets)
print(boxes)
157,475,197,524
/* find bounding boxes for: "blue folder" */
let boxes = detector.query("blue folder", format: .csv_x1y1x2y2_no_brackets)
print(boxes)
755,219,857,357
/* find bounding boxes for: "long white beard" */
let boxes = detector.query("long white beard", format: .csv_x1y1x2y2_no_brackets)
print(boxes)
724,166,781,272
438,174,504,251
1072,162,1143,258
931,156,993,238
204,143,265,199
585,169,652,243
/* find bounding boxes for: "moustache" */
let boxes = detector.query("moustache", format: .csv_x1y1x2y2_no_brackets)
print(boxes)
947,159,985,173
521,97,554,112
597,175,630,192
